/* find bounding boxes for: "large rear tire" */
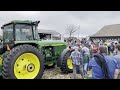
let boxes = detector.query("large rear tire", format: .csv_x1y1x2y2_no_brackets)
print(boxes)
2,44,44,79
60,49,73,74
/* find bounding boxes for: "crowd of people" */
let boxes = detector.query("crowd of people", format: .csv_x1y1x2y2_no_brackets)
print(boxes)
68,38,120,79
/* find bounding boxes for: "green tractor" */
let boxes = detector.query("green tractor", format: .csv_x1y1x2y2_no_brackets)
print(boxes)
0,20,73,79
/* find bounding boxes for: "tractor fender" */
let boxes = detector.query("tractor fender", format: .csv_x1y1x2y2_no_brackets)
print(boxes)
57,47,70,67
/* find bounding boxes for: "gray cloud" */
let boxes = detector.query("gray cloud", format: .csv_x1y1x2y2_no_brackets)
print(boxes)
0,11,120,37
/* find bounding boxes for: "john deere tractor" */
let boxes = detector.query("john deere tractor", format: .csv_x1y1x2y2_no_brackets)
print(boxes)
0,20,73,79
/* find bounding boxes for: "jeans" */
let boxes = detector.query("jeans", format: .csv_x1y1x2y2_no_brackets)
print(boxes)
84,63,88,76
73,64,84,79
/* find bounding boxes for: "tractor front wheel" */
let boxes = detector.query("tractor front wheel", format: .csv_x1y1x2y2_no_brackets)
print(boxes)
2,44,44,79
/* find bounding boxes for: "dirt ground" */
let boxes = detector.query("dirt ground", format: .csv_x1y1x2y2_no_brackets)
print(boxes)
42,66,92,79
0,66,92,79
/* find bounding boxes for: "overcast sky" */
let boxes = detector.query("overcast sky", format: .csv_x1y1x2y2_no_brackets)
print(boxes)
0,11,120,37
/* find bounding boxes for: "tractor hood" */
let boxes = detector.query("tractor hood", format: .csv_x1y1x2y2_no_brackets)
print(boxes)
14,40,67,47
38,40,67,47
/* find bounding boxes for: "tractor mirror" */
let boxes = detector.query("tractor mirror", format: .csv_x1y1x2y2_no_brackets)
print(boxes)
36,21,40,26
33,21,40,26
38,21,40,24
1,27,3,29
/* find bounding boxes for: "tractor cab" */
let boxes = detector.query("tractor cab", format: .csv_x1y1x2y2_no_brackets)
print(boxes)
1,20,40,50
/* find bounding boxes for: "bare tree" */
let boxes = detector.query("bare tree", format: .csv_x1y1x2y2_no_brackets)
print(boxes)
65,24,77,38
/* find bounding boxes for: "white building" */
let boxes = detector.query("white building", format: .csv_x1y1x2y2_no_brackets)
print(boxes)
38,29,64,41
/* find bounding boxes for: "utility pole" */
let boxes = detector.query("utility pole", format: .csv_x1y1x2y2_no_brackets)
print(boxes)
78,25,80,39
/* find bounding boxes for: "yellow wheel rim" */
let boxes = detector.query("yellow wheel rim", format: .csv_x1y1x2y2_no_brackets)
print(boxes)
67,57,73,69
14,53,40,79
0,56,2,65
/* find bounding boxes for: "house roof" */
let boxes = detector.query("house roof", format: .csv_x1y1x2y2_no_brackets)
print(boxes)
90,24,120,37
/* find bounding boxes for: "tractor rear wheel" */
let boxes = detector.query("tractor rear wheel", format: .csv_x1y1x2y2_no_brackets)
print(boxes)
2,44,44,79
60,50,73,74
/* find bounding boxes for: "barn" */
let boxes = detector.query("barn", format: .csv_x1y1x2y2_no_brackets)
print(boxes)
90,24,120,41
